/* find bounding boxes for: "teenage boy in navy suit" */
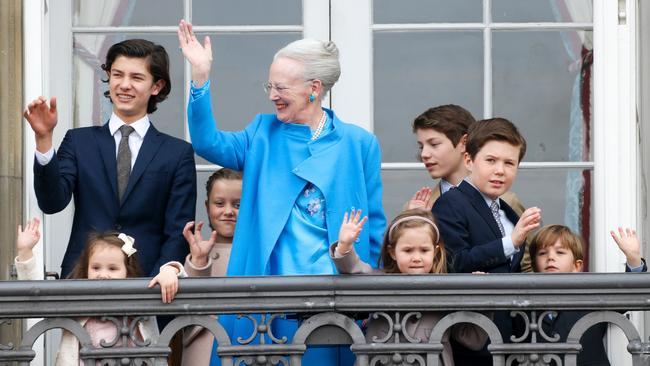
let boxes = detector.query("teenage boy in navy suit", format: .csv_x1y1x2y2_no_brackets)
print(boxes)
24,39,196,278
432,117,542,365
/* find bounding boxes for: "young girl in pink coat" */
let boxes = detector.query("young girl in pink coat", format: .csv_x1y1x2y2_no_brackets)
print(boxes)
330,208,489,366
15,218,180,365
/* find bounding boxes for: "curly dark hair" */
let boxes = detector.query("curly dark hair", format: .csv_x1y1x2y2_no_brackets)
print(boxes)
101,39,171,114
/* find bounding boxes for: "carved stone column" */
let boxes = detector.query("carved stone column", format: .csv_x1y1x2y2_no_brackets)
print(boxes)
0,0,24,346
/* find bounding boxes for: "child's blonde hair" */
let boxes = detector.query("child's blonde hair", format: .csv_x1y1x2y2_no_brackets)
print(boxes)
379,209,447,274
529,225,584,272
68,232,142,279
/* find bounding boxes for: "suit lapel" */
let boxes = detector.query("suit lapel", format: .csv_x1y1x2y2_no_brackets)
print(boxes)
121,123,164,205
95,124,119,200
500,198,520,226
458,181,502,238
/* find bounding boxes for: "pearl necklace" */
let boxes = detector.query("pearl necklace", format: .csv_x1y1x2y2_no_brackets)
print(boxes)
311,111,327,141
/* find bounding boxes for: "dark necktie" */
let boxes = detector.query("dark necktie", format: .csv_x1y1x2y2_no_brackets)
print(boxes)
117,125,135,201
490,200,506,237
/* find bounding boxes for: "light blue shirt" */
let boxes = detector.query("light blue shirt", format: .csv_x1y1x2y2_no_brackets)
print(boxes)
439,179,455,195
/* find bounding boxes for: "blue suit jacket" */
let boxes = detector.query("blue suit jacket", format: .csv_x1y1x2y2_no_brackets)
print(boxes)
34,123,196,278
432,180,523,273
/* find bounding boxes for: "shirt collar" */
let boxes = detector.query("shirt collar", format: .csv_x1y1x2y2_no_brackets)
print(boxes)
464,177,500,208
440,179,455,194
108,113,150,138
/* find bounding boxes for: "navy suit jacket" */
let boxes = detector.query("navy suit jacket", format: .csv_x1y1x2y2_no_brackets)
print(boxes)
34,123,196,278
432,180,523,274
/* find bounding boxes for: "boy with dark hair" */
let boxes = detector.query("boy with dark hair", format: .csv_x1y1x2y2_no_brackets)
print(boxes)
410,105,524,208
432,117,542,365
433,117,540,274
24,38,196,278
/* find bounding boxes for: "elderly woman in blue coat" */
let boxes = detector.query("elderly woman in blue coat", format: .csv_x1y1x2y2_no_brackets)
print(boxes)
178,20,386,364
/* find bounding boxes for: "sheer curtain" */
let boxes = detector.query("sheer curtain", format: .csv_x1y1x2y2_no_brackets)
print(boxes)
551,0,593,269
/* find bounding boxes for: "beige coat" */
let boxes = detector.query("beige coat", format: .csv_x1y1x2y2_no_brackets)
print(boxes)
330,245,489,366
14,256,158,366
181,243,232,366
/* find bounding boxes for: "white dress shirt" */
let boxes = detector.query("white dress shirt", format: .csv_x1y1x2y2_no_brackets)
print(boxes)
35,113,151,168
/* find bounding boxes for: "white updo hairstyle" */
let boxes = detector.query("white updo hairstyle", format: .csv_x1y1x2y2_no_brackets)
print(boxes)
273,39,341,101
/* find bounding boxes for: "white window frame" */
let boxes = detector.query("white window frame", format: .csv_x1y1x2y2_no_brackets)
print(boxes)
23,0,641,364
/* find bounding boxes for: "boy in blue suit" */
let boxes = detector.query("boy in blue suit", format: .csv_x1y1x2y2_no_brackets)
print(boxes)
24,39,196,278
432,117,541,274
432,117,542,365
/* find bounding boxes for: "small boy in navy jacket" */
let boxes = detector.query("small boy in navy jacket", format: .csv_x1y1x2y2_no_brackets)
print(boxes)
523,225,646,366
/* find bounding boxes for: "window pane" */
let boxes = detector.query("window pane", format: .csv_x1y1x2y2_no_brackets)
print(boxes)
192,0,302,26
196,170,213,237
492,30,593,162
374,0,482,23
381,169,435,221
73,0,181,26
510,168,593,268
374,31,483,163
73,34,185,138
194,32,301,165
492,0,593,23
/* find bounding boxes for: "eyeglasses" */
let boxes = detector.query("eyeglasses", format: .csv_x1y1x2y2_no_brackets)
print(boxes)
263,82,291,95
263,79,315,95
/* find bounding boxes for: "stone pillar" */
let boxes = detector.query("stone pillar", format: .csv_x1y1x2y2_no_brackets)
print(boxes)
0,0,24,347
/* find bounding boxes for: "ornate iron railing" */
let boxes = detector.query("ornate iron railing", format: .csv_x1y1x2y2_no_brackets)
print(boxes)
1,273,650,365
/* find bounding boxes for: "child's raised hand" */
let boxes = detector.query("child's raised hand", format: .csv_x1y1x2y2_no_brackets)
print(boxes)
610,227,642,268
182,221,217,267
407,187,433,211
147,265,180,304
337,209,368,255
512,207,542,248
16,218,41,261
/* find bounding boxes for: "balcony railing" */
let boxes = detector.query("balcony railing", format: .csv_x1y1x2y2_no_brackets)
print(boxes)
1,273,650,365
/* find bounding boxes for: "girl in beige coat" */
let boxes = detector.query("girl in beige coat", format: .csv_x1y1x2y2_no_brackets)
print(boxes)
331,209,489,366
179,169,242,366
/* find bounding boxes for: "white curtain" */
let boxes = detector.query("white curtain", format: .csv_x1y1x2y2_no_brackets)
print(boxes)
551,0,593,254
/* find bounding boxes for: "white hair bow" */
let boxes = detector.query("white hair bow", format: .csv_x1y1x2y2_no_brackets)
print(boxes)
118,233,137,257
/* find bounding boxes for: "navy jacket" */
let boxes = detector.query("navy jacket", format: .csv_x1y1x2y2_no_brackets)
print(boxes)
34,123,196,277
432,180,523,274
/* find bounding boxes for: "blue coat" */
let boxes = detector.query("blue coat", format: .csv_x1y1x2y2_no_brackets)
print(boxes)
34,123,197,277
188,88,386,276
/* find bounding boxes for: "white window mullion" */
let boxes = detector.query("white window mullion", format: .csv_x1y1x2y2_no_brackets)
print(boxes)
330,0,373,131
594,0,640,364
483,0,492,119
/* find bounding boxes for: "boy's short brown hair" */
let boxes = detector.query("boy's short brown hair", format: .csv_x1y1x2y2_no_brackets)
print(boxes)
412,104,476,147
529,225,584,272
465,117,527,162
